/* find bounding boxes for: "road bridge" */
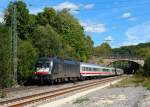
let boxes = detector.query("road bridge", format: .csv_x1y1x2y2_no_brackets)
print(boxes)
102,55,144,66
90,55,144,66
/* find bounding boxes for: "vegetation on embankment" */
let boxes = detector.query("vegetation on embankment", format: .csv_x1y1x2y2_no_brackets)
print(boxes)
111,75,150,90
73,96,89,104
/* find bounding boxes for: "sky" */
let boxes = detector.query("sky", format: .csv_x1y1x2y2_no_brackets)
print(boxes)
0,0,150,48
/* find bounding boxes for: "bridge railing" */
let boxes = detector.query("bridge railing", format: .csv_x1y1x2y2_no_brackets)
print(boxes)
99,54,144,60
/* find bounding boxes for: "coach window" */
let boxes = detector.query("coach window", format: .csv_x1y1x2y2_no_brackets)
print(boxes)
92,68,94,71
103,68,107,72
86,67,89,71
90,67,92,71
102,68,105,72
95,68,97,71
82,67,84,71
96,68,98,71
93,68,95,71
85,67,88,71
85,67,87,71
83,67,85,71
99,68,101,71
97,68,99,71
89,67,91,71
107,69,109,72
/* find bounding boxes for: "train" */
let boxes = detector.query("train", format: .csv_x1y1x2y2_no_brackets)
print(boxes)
32,57,123,83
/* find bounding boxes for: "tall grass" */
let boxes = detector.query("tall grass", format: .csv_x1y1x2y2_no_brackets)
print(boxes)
111,75,150,90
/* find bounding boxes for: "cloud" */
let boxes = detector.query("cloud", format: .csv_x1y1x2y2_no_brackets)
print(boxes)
123,21,150,46
81,22,106,33
29,8,43,14
105,36,113,41
0,11,4,23
53,2,94,13
53,2,79,11
83,4,95,9
121,12,137,21
29,2,94,15
121,12,131,19
0,17,3,23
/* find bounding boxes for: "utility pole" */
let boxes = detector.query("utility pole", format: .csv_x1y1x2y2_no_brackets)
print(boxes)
11,0,17,85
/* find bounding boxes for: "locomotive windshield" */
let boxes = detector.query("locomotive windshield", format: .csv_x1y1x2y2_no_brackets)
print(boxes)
36,62,50,68
35,58,53,74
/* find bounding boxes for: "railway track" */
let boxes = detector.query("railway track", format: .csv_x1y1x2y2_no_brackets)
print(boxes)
0,76,121,107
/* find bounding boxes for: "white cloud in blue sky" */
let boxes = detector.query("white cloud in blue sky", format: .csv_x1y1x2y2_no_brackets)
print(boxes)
81,21,106,33
121,12,136,21
29,1,95,15
83,4,95,9
53,2,79,11
121,12,132,19
123,21,150,46
53,1,94,14
0,17,3,23
0,11,4,23
105,36,113,41
29,8,43,14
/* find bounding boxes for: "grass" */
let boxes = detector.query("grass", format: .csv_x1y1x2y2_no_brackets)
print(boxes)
111,75,150,90
73,96,89,104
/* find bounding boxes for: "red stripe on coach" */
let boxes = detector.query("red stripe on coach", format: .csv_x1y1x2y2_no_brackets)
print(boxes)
80,71,112,74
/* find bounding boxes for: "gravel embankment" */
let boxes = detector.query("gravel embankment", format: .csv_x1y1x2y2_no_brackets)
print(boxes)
57,87,150,107
137,92,150,107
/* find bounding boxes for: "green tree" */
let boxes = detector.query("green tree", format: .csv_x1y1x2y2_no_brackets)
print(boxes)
143,53,150,76
31,25,61,57
136,48,150,58
56,9,92,61
36,8,57,27
0,24,12,88
5,1,30,40
94,43,112,57
18,41,38,84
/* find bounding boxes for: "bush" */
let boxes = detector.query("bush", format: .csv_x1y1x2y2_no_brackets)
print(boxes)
18,41,38,84
136,68,144,76
143,54,150,76
0,25,13,88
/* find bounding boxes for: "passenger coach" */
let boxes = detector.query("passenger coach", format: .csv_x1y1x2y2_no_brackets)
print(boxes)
80,63,116,77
